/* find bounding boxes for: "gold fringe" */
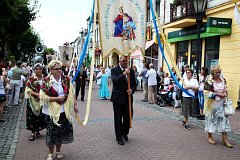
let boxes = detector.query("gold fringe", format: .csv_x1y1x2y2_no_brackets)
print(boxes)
203,90,214,116
40,83,75,126
25,86,42,116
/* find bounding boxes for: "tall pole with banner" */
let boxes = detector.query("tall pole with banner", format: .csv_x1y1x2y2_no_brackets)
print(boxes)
98,0,147,127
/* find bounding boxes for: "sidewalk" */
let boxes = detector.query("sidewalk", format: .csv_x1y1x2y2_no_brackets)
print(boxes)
1,84,240,160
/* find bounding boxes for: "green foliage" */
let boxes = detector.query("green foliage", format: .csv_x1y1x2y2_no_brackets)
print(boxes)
44,48,55,55
0,0,41,61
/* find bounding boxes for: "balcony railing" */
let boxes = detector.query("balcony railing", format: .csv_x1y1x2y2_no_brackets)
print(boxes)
170,0,196,22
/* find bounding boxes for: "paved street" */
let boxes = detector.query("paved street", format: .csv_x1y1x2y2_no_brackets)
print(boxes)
1,83,240,160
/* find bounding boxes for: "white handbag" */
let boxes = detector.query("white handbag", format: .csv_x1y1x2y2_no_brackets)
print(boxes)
224,98,235,116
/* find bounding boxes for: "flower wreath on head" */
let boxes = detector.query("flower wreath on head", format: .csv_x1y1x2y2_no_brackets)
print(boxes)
25,75,43,116
40,74,75,126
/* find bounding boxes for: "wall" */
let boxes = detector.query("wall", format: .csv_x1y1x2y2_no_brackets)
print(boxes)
206,2,240,105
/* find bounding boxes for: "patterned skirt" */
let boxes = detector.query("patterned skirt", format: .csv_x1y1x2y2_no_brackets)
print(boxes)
45,113,74,147
205,101,231,133
26,99,46,132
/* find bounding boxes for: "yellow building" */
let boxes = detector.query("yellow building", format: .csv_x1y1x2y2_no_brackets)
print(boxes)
162,0,240,106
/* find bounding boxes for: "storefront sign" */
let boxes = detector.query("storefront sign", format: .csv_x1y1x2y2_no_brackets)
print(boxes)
168,17,232,43
206,17,232,34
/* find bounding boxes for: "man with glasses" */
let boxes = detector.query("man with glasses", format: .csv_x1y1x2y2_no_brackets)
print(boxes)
110,56,136,145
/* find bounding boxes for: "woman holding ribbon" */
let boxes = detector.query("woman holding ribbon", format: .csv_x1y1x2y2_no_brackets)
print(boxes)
180,68,199,130
40,60,79,160
25,63,46,141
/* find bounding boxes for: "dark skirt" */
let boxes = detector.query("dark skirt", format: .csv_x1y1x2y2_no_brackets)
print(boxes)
45,113,74,147
26,99,46,132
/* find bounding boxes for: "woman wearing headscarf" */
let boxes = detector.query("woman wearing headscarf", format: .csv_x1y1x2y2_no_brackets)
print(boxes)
25,63,46,141
40,60,79,160
204,65,232,148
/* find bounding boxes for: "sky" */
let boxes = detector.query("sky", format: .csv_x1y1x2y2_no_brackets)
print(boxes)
31,0,93,50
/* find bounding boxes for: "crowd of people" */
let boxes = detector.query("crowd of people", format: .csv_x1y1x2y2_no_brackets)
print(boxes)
137,62,233,148
0,57,234,160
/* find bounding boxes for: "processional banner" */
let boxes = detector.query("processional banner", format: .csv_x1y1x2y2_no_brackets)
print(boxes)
58,46,74,66
98,0,147,57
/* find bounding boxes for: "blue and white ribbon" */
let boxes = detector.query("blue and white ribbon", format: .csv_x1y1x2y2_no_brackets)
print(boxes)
72,0,95,83
149,0,197,98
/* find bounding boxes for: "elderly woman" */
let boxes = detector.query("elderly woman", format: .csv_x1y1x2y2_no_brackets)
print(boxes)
25,63,46,141
40,60,79,160
204,65,232,148
181,68,199,130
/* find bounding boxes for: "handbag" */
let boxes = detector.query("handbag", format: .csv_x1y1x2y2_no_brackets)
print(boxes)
224,98,235,116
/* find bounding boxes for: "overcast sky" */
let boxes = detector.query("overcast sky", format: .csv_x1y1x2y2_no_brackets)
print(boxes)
31,0,93,50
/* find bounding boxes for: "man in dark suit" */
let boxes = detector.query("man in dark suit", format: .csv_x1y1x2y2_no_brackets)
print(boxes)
110,56,136,145
75,65,87,101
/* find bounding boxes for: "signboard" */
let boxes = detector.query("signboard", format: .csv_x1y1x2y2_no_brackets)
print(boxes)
168,17,232,43
206,17,232,34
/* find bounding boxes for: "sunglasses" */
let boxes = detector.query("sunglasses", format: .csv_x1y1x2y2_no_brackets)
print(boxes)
52,68,62,71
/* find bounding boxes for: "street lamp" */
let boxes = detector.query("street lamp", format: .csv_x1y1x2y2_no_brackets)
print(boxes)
193,0,207,80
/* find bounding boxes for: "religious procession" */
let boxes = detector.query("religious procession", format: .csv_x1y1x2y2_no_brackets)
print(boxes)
1,0,240,160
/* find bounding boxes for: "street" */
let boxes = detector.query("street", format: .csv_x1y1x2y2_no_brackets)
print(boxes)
1,83,240,160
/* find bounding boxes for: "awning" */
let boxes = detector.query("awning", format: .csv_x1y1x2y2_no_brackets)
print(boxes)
145,40,155,50
130,50,142,59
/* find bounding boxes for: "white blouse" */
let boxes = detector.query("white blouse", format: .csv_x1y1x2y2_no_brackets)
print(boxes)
42,77,65,115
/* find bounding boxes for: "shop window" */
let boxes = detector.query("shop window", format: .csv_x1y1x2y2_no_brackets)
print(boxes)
147,0,151,22
156,0,161,17
205,36,220,73
190,40,202,73
176,41,188,69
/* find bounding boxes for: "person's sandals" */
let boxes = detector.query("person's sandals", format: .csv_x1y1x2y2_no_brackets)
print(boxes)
185,124,191,130
29,134,35,141
182,120,186,126
208,138,216,145
36,132,41,138
56,152,63,159
47,154,53,160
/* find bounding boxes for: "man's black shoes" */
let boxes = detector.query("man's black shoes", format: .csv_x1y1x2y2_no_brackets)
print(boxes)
123,135,128,141
117,140,124,145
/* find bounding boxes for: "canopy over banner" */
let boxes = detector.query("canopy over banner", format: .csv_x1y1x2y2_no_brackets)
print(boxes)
98,0,147,57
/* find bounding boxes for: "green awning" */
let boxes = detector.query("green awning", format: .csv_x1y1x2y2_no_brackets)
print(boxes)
168,17,232,43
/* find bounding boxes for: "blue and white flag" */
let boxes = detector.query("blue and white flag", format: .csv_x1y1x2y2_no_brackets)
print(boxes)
98,0,147,57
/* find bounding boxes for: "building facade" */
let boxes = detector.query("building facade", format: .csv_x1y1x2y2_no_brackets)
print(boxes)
157,0,240,105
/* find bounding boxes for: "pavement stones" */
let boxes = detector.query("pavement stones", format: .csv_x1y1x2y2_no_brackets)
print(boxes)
1,84,240,160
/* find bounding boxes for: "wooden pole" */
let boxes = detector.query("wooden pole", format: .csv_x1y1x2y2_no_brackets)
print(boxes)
127,56,132,128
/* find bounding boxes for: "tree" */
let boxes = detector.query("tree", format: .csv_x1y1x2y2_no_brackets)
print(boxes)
44,48,55,55
0,0,40,60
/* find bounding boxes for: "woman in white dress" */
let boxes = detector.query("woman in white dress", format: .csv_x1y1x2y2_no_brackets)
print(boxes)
204,65,232,148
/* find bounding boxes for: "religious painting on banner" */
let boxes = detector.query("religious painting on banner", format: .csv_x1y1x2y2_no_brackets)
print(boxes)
58,46,74,66
98,0,147,57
